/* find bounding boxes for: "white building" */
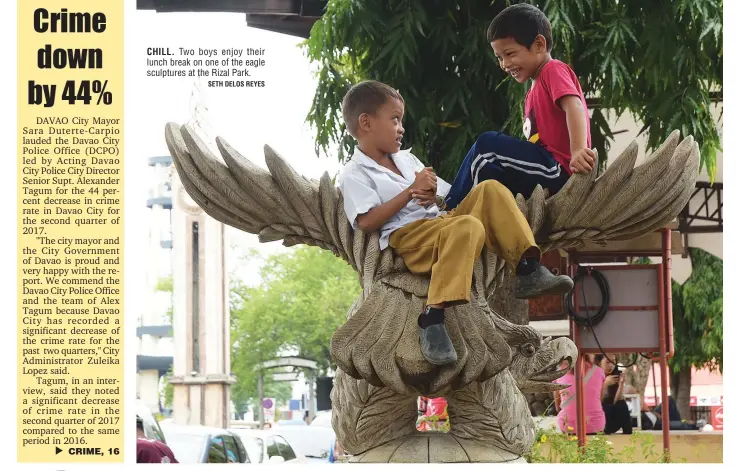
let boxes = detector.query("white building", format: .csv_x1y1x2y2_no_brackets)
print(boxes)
136,155,175,413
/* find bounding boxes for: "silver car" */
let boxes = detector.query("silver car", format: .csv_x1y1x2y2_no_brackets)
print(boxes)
136,401,167,443
230,428,307,464
163,424,250,464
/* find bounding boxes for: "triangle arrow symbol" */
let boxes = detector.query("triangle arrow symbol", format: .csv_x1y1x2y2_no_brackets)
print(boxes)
55,447,63,454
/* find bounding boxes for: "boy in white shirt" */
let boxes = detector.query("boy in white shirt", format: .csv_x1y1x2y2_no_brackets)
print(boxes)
339,81,573,366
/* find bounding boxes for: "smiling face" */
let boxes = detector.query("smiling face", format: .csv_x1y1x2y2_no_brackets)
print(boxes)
359,97,405,155
491,35,550,83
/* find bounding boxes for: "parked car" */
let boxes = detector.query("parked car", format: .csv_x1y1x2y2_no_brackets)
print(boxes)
309,410,332,428
136,401,167,443
309,411,349,462
161,424,250,464
276,418,307,426
269,423,334,459
230,428,307,464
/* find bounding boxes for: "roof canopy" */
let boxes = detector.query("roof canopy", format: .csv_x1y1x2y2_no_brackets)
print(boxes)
137,0,326,38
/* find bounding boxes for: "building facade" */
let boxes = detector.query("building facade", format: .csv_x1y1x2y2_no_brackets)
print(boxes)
136,155,175,413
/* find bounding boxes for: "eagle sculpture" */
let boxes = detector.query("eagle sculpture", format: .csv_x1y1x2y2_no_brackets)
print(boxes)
165,123,698,462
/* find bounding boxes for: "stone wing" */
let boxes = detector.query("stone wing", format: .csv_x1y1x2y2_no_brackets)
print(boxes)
165,122,407,283
517,131,699,254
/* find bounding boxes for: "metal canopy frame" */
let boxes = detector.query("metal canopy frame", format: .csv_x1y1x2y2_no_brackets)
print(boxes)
679,181,723,237
255,356,319,428
136,0,326,37
566,228,673,460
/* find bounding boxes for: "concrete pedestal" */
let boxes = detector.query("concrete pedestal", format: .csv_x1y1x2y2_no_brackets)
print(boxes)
349,433,525,463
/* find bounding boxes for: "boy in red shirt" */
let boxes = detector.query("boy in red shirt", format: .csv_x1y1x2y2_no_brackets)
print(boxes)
444,4,596,210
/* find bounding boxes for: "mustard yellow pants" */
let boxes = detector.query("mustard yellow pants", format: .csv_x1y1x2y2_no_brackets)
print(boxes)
388,180,539,306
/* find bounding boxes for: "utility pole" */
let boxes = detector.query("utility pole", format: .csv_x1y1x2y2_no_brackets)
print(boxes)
308,373,316,424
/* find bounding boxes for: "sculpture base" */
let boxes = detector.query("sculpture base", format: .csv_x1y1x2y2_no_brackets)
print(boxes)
349,432,526,463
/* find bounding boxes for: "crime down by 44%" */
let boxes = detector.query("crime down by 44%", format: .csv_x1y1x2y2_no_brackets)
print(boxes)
62,79,113,105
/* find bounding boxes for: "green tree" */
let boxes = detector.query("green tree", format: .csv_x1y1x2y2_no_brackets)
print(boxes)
232,379,293,420
305,0,721,179
669,247,722,420
229,246,361,410
153,276,174,408
155,276,174,324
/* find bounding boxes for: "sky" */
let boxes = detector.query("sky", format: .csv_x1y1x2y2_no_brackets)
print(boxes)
128,11,344,403
129,11,342,284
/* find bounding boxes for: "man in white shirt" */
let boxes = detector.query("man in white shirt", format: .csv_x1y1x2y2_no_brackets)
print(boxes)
339,81,573,366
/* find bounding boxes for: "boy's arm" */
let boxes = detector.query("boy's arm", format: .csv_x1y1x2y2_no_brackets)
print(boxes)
355,189,413,232
414,176,451,209
408,153,451,208
358,168,437,231
542,61,596,174
559,95,596,173
341,167,435,233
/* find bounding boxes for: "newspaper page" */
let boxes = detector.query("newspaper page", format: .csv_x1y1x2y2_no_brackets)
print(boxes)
17,1,123,464
11,0,726,468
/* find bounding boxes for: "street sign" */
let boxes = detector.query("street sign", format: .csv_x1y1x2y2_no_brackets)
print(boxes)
261,357,318,370
272,372,299,382
263,397,276,423
711,406,723,431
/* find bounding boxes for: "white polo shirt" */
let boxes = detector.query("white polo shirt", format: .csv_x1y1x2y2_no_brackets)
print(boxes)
339,147,451,250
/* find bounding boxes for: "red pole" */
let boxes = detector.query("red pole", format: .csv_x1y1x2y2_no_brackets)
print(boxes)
574,330,586,447
571,261,586,447
657,262,671,461
663,229,675,359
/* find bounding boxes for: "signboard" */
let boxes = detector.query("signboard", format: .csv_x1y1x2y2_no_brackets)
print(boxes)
646,396,722,407
272,372,299,382
289,399,301,411
711,406,723,431
576,266,662,352
263,397,275,422
697,396,722,407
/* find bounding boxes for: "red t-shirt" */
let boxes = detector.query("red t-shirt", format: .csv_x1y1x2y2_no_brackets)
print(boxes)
523,59,590,175
137,438,179,463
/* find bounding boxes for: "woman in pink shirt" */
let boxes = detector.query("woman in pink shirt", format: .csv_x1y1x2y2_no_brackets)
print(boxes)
553,354,606,435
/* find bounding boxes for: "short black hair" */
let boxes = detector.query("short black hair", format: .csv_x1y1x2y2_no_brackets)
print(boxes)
487,3,553,52
136,416,144,431
341,80,403,137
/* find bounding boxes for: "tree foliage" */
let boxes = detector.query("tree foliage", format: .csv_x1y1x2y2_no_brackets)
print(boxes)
229,246,361,410
670,247,723,374
154,276,175,408
305,0,722,180
155,276,174,325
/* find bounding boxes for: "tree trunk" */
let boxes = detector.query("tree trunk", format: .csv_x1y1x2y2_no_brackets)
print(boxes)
488,272,528,325
620,354,652,396
672,367,692,421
